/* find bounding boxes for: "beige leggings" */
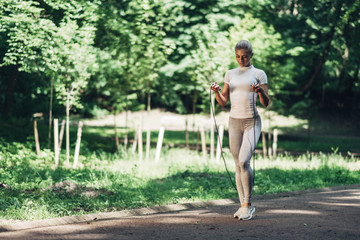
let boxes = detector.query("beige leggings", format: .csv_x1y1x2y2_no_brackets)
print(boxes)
228,116,261,205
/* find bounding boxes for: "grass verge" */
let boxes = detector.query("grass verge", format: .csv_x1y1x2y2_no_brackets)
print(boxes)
0,138,359,223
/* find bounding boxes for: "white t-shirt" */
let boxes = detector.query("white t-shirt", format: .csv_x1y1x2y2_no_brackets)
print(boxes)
224,65,267,119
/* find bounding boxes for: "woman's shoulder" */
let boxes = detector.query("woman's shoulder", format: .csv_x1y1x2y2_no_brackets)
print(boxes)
252,66,266,74
224,67,239,83
225,67,240,76
252,66,267,82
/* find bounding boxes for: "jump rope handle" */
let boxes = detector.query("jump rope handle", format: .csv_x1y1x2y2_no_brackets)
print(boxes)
211,82,221,92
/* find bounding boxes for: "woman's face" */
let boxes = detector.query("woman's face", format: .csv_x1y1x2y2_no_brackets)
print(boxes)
235,49,253,67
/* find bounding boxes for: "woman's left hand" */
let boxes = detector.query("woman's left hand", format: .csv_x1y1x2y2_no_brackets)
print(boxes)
252,83,270,108
251,83,263,94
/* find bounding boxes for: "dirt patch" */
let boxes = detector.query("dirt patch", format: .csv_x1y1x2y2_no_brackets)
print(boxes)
49,180,114,198
1,185,359,240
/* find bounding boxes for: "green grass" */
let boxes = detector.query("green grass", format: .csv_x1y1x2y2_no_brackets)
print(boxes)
274,134,360,153
0,114,359,223
0,137,359,223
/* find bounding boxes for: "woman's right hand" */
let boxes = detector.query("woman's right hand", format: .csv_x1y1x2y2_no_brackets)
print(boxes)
211,82,221,93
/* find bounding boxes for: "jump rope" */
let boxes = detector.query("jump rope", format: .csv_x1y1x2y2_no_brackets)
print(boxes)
210,84,258,191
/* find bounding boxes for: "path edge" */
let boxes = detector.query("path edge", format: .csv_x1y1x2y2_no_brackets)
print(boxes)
1,184,359,232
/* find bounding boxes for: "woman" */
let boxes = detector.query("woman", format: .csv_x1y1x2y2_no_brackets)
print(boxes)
211,40,269,220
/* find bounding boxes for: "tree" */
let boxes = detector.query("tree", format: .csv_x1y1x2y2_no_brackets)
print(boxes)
245,0,360,115
131,0,175,113
0,0,57,117
157,0,237,113
0,1,100,163
48,4,99,166
187,22,232,113
90,48,139,151
92,0,174,154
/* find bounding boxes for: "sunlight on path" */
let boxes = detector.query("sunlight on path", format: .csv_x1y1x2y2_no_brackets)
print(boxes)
82,109,306,132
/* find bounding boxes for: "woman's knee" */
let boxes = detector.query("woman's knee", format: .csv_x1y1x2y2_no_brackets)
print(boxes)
238,161,250,171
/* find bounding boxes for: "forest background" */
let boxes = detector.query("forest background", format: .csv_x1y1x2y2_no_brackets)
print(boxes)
1,0,359,127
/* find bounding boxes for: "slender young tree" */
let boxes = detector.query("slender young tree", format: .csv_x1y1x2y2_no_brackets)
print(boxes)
53,18,98,166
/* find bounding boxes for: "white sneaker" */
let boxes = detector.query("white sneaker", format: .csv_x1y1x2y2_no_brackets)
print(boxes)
234,207,249,219
239,206,255,220
233,207,242,218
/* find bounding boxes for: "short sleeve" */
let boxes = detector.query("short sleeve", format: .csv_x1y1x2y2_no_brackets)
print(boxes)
224,71,230,85
256,70,268,85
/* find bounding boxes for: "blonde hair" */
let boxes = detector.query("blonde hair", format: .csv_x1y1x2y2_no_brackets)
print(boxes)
234,40,253,54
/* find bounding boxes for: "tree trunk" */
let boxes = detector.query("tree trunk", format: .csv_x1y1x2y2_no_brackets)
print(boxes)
262,131,267,158
145,129,151,161
33,120,41,156
267,131,272,157
337,46,349,89
155,127,165,162
301,52,327,94
125,109,128,150
147,90,151,112
192,91,198,146
196,128,199,151
215,125,224,162
200,127,206,160
145,90,151,160
54,118,59,168
131,130,138,154
289,0,295,15
185,118,189,149
124,94,129,149
66,89,70,167
48,77,54,149
301,3,343,94
272,129,278,158
73,121,83,169
59,119,65,151
137,126,143,161
114,112,119,152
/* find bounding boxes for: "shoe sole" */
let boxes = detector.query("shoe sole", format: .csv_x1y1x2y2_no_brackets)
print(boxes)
233,212,241,219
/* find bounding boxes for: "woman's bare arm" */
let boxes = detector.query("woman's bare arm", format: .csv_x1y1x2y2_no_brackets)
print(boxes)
211,82,229,107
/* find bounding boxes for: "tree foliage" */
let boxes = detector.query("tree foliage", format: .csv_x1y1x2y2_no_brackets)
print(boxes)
0,0,359,121
244,0,360,115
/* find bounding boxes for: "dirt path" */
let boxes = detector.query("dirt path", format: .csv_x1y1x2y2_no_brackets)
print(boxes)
82,108,305,132
1,185,359,240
